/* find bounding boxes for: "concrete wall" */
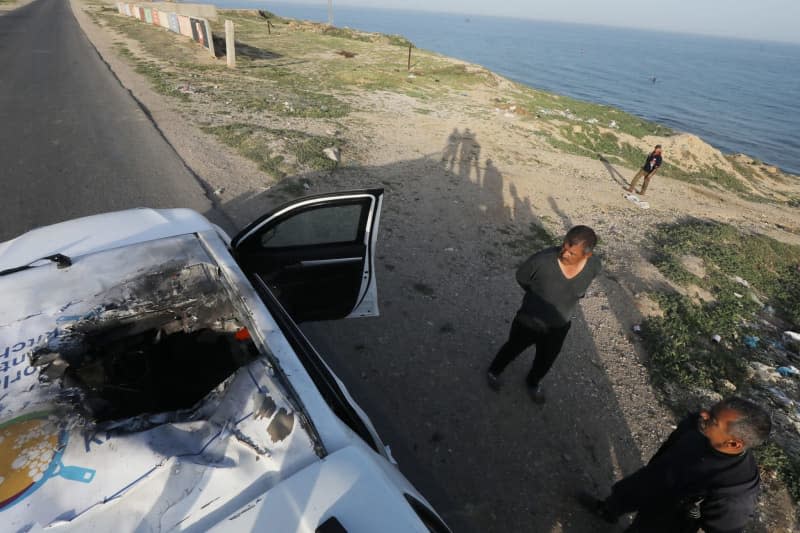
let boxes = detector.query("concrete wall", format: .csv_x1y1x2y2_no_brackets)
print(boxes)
117,2,216,56
137,2,217,22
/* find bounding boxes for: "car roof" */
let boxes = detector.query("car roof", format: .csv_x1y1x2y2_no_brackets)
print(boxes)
0,208,215,273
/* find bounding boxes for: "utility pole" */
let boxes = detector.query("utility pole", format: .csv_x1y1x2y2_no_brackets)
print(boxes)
327,0,333,26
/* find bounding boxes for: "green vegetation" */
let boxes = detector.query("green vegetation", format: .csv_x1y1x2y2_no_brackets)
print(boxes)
508,90,672,139
729,158,760,184
641,291,756,389
321,26,373,42
756,443,800,502
243,90,350,118
134,61,190,101
650,220,800,324
202,123,339,177
546,124,648,170
659,163,747,194
643,219,800,499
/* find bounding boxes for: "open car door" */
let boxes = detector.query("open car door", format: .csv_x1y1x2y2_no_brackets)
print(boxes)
231,189,383,323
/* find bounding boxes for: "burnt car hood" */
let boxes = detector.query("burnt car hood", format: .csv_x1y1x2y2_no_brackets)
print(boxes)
0,230,321,531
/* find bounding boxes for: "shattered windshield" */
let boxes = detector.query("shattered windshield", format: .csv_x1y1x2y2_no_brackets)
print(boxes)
0,235,260,427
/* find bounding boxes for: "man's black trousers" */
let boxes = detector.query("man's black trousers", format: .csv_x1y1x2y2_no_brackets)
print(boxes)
488,316,571,386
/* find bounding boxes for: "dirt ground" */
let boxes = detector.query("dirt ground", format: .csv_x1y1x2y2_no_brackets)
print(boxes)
69,1,800,531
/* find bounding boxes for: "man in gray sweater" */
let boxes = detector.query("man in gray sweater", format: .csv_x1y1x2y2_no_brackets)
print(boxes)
487,225,601,403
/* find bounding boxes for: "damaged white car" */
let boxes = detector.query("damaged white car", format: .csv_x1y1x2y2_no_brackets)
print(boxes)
0,190,450,533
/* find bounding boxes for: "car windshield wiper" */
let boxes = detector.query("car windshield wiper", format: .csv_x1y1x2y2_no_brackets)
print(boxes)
0,253,73,277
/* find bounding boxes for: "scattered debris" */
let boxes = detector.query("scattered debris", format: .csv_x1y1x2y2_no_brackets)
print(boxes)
213,187,225,196
711,334,722,343
783,331,800,345
322,146,341,164
623,192,650,209
632,324,642,333
777,366,799,378
732,275,750,288
743,335,760,349
767,387,794,409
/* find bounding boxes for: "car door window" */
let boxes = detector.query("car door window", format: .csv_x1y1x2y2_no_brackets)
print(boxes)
232,189,383,322
260,203,364,248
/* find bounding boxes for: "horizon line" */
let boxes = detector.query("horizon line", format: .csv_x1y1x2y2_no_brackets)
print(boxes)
259,1,800,46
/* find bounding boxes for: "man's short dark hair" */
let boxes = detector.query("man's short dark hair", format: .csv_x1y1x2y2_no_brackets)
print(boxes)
715,397,772,448
655,144,662,149
564,225,597,253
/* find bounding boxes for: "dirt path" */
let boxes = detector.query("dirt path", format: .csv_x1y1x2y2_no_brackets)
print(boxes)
70,2,800,531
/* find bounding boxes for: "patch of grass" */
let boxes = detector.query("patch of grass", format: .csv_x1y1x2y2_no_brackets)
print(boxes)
134,61,189,101
514,88,672,139
650,220,800,325
204,123,285,176
641,290,755,389
322,26,373,42
643,220,800,506
291,133,340,171
729,158,760,184
756,442,800,502
244,90,350,118
113,43,135,59
550,125,649,170
660,163,748,194
253,9,288,24
202,123,339,177
386,34,413,47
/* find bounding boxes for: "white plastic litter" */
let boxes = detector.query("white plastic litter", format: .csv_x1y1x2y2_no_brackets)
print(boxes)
784,331,800,343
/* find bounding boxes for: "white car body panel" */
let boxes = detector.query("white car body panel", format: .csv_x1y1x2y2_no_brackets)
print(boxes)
208,446,427,533
231,192,381,319
0,208,215,273
0,208,445,532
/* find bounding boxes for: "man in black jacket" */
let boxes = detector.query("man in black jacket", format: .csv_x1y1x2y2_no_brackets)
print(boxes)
581,397,771,533
487,225,601,403
626,144,663,195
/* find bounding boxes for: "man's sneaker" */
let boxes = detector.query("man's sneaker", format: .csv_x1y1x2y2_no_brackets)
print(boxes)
527,383,546,404
487,371,501,391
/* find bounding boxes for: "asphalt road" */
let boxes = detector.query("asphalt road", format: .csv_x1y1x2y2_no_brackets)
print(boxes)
0,0,219,242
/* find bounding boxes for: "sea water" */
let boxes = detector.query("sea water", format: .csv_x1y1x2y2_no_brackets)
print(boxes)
208,2,800,175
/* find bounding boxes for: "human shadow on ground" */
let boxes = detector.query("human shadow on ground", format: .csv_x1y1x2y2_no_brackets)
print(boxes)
597,153,629,188
220,131,662,533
